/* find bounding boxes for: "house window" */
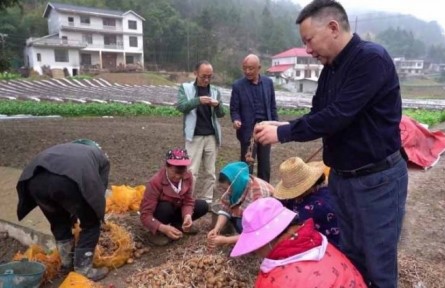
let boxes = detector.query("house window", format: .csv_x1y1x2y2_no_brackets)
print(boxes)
296,70,301,77
68,17,74,26
55,49,69,62
126,55,134,64
80,16,90,25
62,36,68,44
103,18,116,27
37,53,41,62
128,20,137,30
81,54,92,65
83,34,93,44
129,36,138,47
104,35,117,45
304,70,311,78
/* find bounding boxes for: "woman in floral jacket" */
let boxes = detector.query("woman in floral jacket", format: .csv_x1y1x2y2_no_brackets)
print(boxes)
207,161,274,249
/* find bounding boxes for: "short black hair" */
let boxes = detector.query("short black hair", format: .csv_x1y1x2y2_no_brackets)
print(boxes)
218,173,230,184
195,60,211,71
296,0,350,32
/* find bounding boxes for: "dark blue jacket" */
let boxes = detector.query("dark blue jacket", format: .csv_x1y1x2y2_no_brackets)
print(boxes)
230,75,278,144
277,34,401,170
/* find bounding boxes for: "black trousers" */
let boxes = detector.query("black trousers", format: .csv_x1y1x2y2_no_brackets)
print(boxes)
240,142,271,182
154,200,209,227
27,169,100,249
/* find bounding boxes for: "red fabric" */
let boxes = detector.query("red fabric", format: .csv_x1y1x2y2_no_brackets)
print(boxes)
400,115,445,169
255,244,366,288
267,219,322,260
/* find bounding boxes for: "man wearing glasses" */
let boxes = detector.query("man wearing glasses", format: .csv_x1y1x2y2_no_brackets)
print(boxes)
176,60,225,204
230,54,278,182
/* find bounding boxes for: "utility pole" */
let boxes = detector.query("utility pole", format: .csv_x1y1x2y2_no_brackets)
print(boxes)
187,24,190,72
354,16,358,33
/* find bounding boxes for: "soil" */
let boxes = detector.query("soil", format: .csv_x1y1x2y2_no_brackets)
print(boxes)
0,116,444,287
0,232,28,264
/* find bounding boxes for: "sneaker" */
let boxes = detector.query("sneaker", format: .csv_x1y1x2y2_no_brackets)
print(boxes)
146,233,171,246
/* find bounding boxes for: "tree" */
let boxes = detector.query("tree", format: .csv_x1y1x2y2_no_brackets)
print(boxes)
0,0,20,10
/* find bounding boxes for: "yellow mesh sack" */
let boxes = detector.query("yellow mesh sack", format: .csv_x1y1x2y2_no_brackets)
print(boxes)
13,244,61,283
73,222,133,269
59,272,103,288
105,184,145,213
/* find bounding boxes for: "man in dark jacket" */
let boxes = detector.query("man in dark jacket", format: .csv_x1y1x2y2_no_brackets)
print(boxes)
230,54,278,182
16,139,109,281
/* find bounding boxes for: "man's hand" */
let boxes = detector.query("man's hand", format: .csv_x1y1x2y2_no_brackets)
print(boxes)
199,96,213,106
254,123,279,145
233,120,242,130
182,214,193,232
259,120,289,127
159,224,183,240
210,99,220,107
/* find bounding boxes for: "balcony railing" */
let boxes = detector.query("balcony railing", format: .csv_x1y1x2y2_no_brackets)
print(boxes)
60,21,123,33
30,38,87,48
84,42,124,50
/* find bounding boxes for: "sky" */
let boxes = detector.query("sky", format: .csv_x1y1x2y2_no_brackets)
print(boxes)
294,0,445,31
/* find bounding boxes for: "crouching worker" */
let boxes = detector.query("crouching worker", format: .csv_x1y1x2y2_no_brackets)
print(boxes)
140,148,209,246
207,161,274,249
230,197,366,287
275,157,339,246
16,139,110,281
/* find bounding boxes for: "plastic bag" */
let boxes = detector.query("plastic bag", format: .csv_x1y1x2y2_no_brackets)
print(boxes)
59,272,103,288
74,222,133,269
13,244,61,283
105,185,145,213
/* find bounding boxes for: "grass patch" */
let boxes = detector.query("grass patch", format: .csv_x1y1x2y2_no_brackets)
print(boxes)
0,100,181,117
1,101,444,127
404,109,445,127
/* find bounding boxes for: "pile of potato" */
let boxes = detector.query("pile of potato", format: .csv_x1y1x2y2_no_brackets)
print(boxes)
126,241,150,264
126,254,250,288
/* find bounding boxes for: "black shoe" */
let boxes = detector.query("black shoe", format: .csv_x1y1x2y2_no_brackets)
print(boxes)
74,248,109,281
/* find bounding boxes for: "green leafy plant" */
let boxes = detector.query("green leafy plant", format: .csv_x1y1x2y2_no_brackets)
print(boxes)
0,101,181,117
0,71,21,81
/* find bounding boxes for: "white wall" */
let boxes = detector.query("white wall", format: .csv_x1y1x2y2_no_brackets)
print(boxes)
123,35,143,52
26,46,80,76
272,57,296,66
122,13,143,34
47,11,60,35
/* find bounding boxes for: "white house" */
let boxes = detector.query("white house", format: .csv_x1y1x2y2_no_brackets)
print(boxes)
393,57,424,76
24,2,145,76
266,48,323,93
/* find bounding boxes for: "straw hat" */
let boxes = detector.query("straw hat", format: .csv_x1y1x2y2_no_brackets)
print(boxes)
274,157,326,200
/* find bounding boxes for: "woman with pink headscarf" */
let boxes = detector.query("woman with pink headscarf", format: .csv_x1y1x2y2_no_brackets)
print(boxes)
231,197,366,288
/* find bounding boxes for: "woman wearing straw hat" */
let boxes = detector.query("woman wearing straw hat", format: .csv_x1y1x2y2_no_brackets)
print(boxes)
207,161,274,249
230,197,366,288
275,156,339,246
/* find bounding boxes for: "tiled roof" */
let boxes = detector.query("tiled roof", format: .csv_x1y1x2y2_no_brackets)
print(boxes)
267,64,294,73
44,2,145,20
48,2,124,16
272,48,310,59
